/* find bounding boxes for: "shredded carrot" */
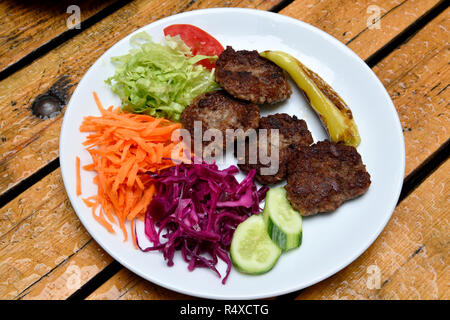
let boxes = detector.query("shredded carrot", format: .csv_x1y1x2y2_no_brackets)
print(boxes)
130,219,137,249
77,92,187,247
76,156,82,196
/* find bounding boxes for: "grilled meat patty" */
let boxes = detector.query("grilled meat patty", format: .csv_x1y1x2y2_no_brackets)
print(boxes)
215,46,292,104
180,90,260,155
285,140,371,216
237,113,313,185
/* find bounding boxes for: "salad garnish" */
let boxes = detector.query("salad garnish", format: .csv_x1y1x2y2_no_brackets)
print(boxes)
136,161,268,284
105,32,219,121
163,24,224,70
79,93,184,245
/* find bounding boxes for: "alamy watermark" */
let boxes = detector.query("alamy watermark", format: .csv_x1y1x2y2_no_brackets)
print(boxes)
171,121,280,176
366,264,381,289
367,5,382,30
66,5,81,30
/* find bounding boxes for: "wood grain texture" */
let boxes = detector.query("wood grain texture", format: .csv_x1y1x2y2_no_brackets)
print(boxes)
0,168,113,299
295,159,449,300
0,0,280,199
372,9,449,175
0,0,282,300
280,0,442,60
0,0,120,73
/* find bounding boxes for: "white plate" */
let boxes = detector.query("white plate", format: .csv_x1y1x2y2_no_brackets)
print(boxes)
60,8,405,299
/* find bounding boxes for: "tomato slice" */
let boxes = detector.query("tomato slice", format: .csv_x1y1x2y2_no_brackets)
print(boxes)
163,24,224,70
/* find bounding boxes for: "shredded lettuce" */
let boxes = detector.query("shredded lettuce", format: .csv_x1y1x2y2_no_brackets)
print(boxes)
105,32,220,121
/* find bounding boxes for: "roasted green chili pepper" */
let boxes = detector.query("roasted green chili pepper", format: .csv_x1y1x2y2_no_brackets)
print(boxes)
260,50,361,147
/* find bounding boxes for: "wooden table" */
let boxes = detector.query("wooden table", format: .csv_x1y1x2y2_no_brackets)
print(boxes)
0,0,448,300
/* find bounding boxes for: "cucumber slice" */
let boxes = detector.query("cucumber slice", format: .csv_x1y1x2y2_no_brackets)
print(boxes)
263,187,302,251
230,215,282,275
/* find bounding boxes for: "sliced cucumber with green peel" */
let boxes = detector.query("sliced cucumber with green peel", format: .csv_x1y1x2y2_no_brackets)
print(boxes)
230,215,282,275
263,187,302,251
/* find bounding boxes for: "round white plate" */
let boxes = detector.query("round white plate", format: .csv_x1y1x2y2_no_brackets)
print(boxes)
60,8,405,299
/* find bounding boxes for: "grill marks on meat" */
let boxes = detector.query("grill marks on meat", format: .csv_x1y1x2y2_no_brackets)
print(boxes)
215,46,292,104
180,90,260,154
285,140,371,216
238,114,313,185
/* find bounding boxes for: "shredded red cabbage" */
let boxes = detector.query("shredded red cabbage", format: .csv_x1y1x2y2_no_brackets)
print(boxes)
135,161,268,284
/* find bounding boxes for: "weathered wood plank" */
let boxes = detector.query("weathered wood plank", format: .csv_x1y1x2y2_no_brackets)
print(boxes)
91,5,449,300
295,159,449,300
0,0,120,73
281,0,442,60
86,268,192,300
0,0,283,300
0,168,113,299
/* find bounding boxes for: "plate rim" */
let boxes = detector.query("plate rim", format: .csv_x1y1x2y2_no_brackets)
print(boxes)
60,7,405,299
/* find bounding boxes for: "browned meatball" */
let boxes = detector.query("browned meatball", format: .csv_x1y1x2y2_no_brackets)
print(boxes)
285,140,371,216
180,90,260,156
215,46,292,104
237,113,313,185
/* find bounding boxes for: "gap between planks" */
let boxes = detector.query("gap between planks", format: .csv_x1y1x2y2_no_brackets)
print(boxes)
269,0,295,13
0,0,134,82
365,0,449,68
0,0,445,203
